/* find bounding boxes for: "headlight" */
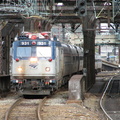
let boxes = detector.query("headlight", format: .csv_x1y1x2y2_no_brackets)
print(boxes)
45,67,50,72
30,57,38,63
17,67,23,72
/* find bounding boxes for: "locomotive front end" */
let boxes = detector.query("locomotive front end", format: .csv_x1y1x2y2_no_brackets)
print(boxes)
11,33,62,95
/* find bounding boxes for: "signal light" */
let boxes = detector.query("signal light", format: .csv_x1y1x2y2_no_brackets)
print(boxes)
80,1,85,6
80,8,85,14
31,35,37,40
48,58,52,62
45,81,49,85
18,81,23,84
16,58,19,62
32,41,36,45
76,0,87,17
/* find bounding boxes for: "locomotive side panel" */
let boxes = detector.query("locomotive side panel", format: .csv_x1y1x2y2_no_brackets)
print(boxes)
76,46,83,72
55,47,64,87
69,45,78,74
62,44,82,77
62,44,72,76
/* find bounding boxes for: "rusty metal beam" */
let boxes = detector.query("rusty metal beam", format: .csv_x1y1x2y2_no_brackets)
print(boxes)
0,1,119,24
50,6,112,11
2,23,16,37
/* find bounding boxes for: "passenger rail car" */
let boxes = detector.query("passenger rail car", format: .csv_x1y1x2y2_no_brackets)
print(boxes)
11,33,83,95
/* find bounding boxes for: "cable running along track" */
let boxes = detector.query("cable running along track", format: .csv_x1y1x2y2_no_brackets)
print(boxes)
100,75,120,120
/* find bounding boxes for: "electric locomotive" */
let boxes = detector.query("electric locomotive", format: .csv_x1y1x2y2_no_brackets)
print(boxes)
11,32,83,95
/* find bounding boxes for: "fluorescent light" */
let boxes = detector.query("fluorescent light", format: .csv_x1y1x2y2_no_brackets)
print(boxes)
57,3,63,6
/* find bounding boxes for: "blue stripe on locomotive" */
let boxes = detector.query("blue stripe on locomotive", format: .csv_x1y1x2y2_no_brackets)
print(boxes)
12,39,61,60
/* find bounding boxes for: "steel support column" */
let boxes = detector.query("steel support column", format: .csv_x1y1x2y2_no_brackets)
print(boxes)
119,48,120,64
83,16,96,91
0,22,18,95
0,22,3,75
0,21,11,95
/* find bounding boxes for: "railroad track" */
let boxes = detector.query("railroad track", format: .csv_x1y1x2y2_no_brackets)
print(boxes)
4,97,46,120
100,75,120,120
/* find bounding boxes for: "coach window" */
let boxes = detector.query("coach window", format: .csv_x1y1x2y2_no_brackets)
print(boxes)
36,47,51,57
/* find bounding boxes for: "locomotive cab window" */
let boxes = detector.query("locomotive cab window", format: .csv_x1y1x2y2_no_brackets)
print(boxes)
17,47,31,57
36,47,51,57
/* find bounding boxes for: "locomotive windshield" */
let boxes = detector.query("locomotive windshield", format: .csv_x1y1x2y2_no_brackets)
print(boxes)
17,47,31,57
36,47,51,57
16,46,52,58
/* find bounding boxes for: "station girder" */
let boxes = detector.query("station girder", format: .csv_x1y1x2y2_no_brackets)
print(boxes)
0,0,119,24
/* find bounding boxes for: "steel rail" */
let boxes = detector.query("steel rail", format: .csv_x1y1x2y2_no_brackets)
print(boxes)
37,97,47,120
100,75,120,120
4,98,23,120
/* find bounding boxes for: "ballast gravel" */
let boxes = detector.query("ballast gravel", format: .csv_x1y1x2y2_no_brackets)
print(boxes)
0,91,107,120
41,91,107,120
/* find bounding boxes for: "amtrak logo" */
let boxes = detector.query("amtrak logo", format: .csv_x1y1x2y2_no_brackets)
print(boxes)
29,64,38,69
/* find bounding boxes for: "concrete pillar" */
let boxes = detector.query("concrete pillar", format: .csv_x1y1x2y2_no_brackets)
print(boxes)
69,75,85,100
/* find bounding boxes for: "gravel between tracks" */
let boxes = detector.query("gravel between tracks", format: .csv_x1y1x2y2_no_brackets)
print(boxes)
0,91,107,120
0,93,18,120
41,91,107,120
